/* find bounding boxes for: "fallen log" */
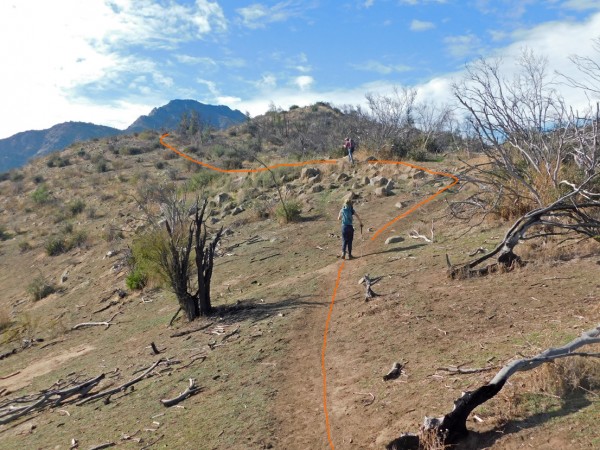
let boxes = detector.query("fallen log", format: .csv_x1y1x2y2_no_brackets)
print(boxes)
386,323,600,449
161,378,201,407
77,360,163,405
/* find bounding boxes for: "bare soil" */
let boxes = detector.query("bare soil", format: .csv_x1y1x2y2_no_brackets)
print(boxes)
0,142,599,450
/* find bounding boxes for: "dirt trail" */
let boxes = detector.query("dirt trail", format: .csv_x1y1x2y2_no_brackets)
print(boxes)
271,203,379,449
0,344,94,392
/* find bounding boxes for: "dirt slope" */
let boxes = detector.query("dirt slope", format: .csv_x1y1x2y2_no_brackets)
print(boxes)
0,138,599,450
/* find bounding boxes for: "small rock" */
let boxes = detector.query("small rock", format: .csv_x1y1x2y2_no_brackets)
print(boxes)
301,167,320,180
413,171,427,179
232,206,244,216
105,250,118,258
362,176,370,185
310,184,324,193
374,186,390,197
386,180,395,190
214,192,230,206
370,176,388,187
60,269,69,284
336,173,350,182
209,217,220,224
308,173,322,184
385,236,404,245
365,155,377,161
395,201,409,209
344,192,357,202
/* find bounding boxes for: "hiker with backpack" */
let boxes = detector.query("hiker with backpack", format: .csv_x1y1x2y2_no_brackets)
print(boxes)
337,198,363,260
343,137,356,164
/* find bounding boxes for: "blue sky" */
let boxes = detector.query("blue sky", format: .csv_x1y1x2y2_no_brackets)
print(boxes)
1,0,600,138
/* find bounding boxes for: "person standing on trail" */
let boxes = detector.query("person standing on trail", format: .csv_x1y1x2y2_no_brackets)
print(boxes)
337,199,363,260
343,137,354,164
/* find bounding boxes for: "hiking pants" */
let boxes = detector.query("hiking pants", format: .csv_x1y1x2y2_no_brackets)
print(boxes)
347,148,354,164
342,225,354,256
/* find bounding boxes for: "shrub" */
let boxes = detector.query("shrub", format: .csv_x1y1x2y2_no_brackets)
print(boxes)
31,185,51,204
155,161,166,170
18,241,32,253
9,171,24,182
186,171,219,191
0,307,11,332
69,230,88,248
45,236,66,256
126,268,147,290
95,158,108,173
275,199,302,223
0,172,9,182
119,146,142,156
289,105,299,110
103,227,124,242
27,275,56,301
0,225,10,241
32,174,44,184
47,155,70,168
408,148,428,162
68,199,86,216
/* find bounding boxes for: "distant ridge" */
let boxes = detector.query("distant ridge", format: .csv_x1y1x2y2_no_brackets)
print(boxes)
126,99,246,133
0,122,121,173
0,100,247,172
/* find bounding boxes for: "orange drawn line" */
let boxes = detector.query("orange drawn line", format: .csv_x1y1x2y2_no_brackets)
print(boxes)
159,134,458,449
321,261,345,450
160,133,337,173
366,160,459,241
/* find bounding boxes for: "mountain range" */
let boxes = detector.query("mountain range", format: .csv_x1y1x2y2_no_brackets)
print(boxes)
0,100,246,173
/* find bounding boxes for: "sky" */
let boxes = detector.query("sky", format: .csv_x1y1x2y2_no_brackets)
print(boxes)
1,0,600,139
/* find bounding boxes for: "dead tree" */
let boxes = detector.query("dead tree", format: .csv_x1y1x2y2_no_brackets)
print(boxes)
449,50,600,276
387,324,600,449
447,178,600,278
161,198,223,320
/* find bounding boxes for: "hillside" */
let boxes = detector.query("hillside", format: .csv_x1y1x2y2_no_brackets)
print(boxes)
0,100,246,173
0,111,599,450
0,122,121,173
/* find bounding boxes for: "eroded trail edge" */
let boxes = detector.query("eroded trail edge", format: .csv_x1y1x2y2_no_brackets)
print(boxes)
159,133,459,449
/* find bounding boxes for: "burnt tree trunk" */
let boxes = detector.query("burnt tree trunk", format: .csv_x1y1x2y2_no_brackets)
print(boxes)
387,324,600,449
164,198,221,321
193,200,223,317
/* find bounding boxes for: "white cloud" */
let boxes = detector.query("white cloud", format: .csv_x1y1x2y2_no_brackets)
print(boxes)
364,0,375,7
294,75,314,90
0,0,228,137
444,34,483,58
236,1,308,29
353,60,412,74
410,19,435,31
561,0,600,11
174,54,219,67
400,0,447,5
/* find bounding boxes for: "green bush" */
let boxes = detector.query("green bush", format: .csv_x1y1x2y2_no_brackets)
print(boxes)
31,185,51,204
27,276,55,301
408,148,428,162
154,161,166,170
18,241,32,253
9,171,24,182
186,171,219,191
45,236,66,256
275,199,302,223
95,158,108,173
126,268,147,290
0,225,11,241
68,199,86,216
47,155,70,168
32,175,44,184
